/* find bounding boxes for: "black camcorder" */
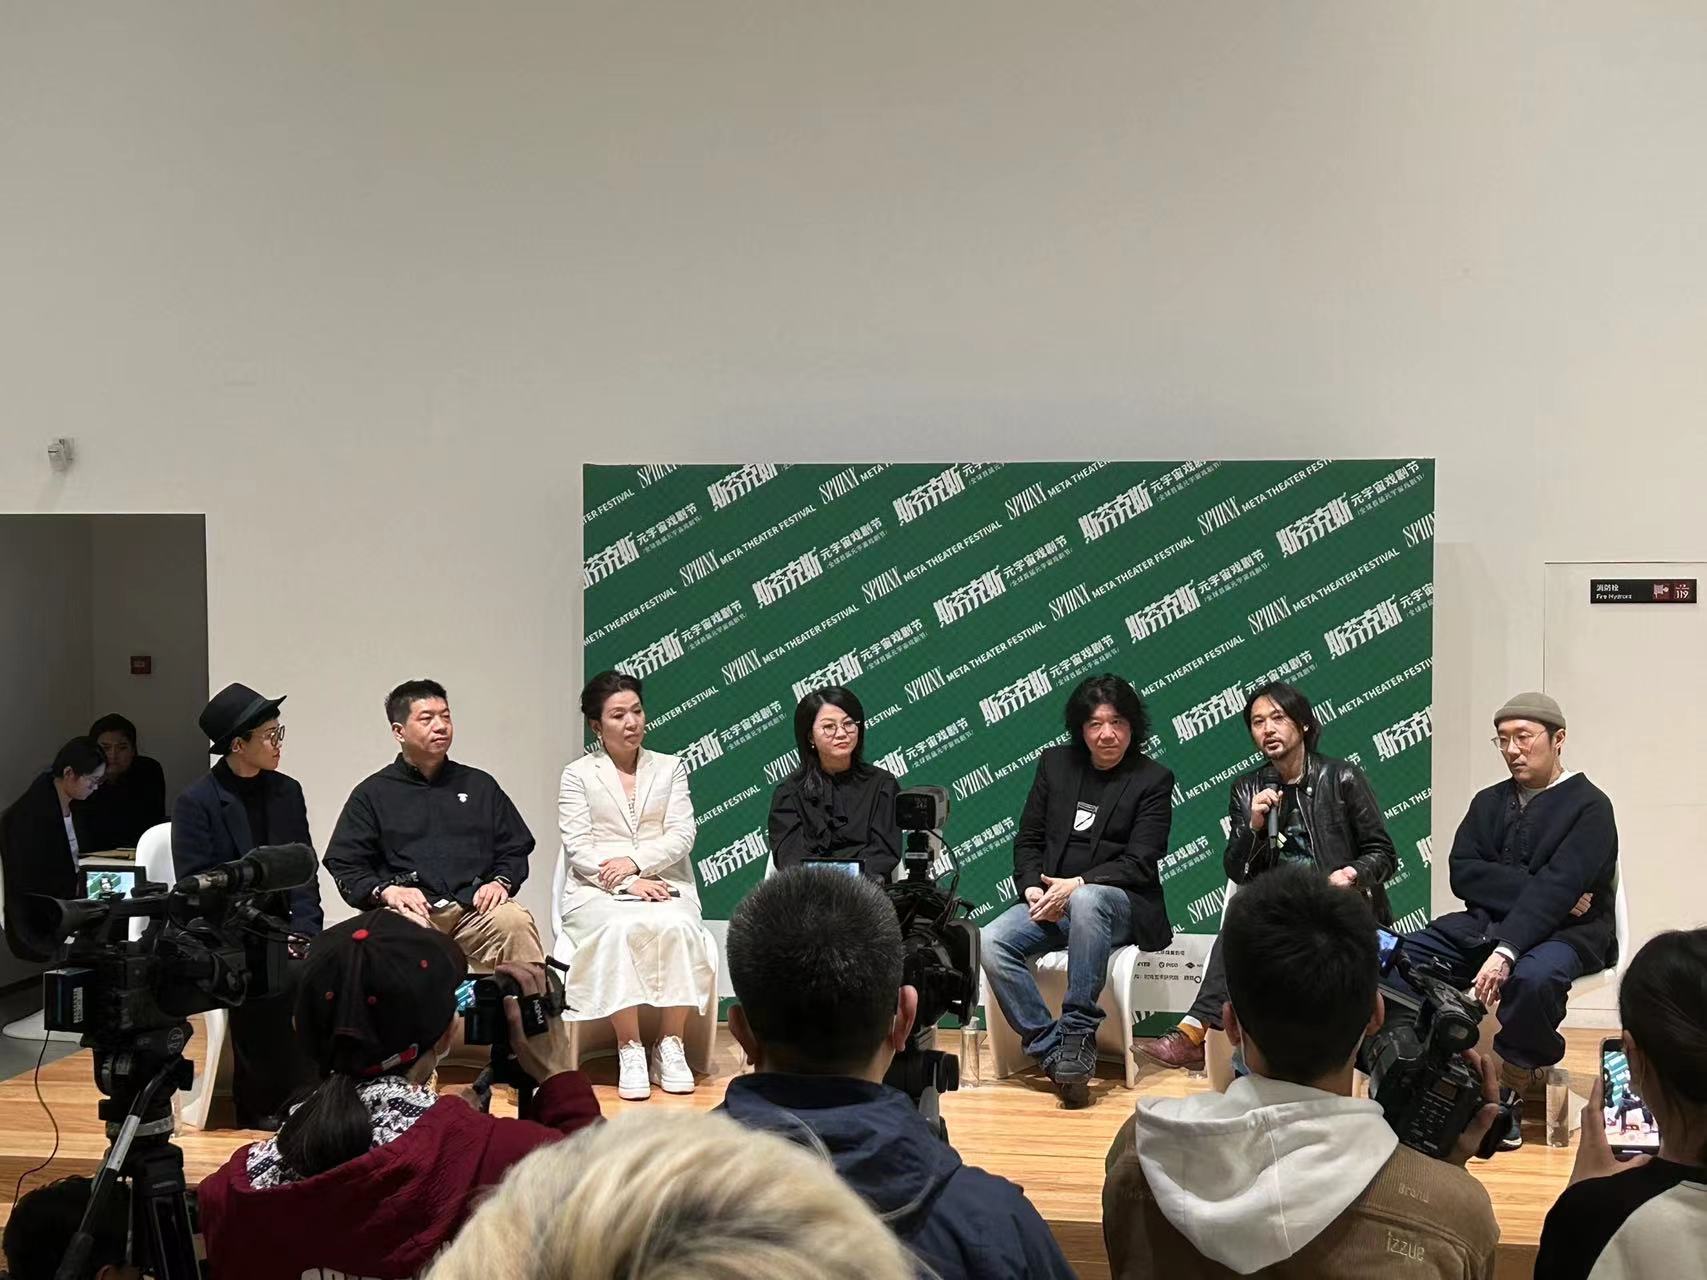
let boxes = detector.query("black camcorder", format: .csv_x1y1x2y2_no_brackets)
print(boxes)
1358,929,1518,1161
461,962,570,1115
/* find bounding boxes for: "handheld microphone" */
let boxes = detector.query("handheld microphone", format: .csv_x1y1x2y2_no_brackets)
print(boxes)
1257,766,1282,842
175,843,319,896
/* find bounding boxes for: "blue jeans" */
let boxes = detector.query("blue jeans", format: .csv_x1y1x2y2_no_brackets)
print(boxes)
980,884,1135,1063
1397,925,1586,1070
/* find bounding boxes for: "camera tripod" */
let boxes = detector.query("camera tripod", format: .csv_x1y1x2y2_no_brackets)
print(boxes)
885,1036,960,1142
55,1027,205,1280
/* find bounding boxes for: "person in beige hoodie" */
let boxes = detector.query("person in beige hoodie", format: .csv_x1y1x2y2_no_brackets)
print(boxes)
1104,865,1502,1279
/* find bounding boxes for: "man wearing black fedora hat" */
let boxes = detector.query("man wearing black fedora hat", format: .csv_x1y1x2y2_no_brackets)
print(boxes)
173,681,324,1127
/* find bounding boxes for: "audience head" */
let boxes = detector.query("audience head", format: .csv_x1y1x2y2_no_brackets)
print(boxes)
1618,927,1707,1162
581,669,645,757
387,678,452,765
791,685,867,780
1064,674,1149,771
87,714,138,780
197,682,286,769
1492,691,1567,788
1222,864,1382,1087
3,1176,139,1280
424,1110,914,1280
276,910,466,1178
727,868,912,1078
50,737,106,800
1243,681,1320,759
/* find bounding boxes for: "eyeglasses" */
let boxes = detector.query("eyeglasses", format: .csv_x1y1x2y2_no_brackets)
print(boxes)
816,719,861,740
258,726,287,747
1491,729,1544,751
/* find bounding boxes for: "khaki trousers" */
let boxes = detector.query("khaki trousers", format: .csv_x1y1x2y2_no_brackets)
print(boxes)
422,899,546,970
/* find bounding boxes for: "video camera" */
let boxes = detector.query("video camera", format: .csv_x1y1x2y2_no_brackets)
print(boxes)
1357,929,1518,1161
27,842,318,1280
461,962,570,1116
882,786,980,1138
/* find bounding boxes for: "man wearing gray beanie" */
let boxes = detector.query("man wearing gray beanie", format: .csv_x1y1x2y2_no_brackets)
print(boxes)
1391,691,1620,1150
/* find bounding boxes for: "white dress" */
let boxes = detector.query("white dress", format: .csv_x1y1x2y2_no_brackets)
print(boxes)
557,749,715,1021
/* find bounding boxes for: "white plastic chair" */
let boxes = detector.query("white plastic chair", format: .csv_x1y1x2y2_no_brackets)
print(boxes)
1568,870,1630,1002
548,846,718,1075
142,821,232,1129
986,943,1147,1089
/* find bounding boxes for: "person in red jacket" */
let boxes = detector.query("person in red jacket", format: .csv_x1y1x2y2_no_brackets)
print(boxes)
198,909,600,1280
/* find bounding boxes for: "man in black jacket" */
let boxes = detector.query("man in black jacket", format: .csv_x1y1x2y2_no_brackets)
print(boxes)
981,674,1174,1107
325,679,543,968
1398,691,1617,1147
74,713,167,851
173,682,322,1126
723,869,1074,1280
1137,681,1396,1071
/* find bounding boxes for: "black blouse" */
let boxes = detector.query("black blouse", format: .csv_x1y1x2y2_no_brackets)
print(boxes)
767,766,902,881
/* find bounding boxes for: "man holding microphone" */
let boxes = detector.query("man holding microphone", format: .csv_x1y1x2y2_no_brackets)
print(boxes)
1136,681,1397,1071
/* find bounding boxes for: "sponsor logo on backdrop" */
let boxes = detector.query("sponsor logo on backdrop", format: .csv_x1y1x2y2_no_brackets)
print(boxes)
862,566,904,602
1187,883,1230,926
1382,786,1433,821
1005,482,1047,520
1245,649,1317,694
645,686,718,729
1001,535,1070,587
1197,548,1269,602
584,488,635,527
1403,513,1436,547
819,463,890,505
1150,460,1221,502
722,649,763,685
960,462,1006,487
1325,597,1404,658
902,521,1003,584
941,621,1048,686
871,748,907,778
762,603,860,664
697,784,760,825
791,652,864,701
1159,835,1211,882
906,717,971,769
1184,751,1264,800
1127,583,1202,641
763,750,797,785
1047,634,1118,688
1049,583,1092,621
1373,706,1433,761
1392,907,1430,934
1141,634,1246,698
634,502,701,553
1172,684,1245,744
1339,658,1433,718
1288,547,1402,615
680,549,720,587
1400,584,1434,618
1315,699,1340,724
857,618,927,672
753,550,825,607
1276,494,1355,557
1349,461,1425,516
1416,835,1434,867
1079,482,1153,542
933,569,1006,627
956,816,1016,865
619,631,685,680
584,588,678,647
905,668,947,703
707,463,779,511
682,504,820,587
1248,596,1292,634
681,600,745,650
700,831,769,886
1198,494,1243,536
584,535,640,588
680,733,724,773
1239,460,1330,516
979,668,1051,727
893,466,965,525
719,700,786,753
818,517,885,569
953,764,996,801
636,464,679,487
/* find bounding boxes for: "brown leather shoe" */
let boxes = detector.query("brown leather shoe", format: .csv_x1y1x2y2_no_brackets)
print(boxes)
1134,1028,1205,1071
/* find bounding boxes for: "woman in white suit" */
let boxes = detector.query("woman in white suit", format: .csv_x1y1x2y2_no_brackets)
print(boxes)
559,670,716,1100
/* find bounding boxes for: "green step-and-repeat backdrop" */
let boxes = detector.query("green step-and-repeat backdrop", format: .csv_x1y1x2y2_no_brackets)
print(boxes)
582,460,1435,1016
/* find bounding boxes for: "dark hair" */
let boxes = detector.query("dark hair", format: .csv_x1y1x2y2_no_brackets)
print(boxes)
273,1073,379,1180
3,1176,128,1280
1222,864,1378,1083
1243,680,1322,752
385,678,448,727
1063,674,1150,755
1620,927,1707,1160
87,713,138,748
789,686,869,798
728,868,903,1072
51,737,105,780
580,669,644,722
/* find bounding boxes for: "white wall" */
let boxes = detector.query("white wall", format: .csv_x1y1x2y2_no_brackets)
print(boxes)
3,3,1705,936
88,516,211,803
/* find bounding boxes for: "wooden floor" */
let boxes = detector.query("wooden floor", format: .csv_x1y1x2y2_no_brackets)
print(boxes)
0,1021,1606,1279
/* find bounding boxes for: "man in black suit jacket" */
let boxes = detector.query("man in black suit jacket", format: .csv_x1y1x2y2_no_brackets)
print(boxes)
172,682,322,1127
980,675,1174,1107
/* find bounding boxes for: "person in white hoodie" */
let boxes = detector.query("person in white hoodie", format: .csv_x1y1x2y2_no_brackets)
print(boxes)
1104,864,1502,1279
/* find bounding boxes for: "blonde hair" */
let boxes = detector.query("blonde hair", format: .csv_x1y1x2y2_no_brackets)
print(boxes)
425,1110,914,1280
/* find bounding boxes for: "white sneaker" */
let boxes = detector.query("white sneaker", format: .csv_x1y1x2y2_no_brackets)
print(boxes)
617,1040,651,1100
650,1035,696,1094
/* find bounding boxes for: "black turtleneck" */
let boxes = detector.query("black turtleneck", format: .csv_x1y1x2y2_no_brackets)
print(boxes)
215,759,270,850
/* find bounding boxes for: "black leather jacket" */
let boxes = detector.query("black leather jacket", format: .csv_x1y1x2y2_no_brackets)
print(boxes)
1222,752,1398,924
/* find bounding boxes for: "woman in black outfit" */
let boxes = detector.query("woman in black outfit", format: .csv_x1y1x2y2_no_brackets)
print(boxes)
766,686,902,881
1,737,106,961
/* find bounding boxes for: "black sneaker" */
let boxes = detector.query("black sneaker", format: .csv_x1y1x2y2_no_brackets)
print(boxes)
1497,1099,1523,1151
1049,1033,1095,1109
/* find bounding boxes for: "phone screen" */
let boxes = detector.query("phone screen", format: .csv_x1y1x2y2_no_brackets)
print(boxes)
454,978,479,1014
1375,928,1401,975
1602,1038,1660,1153
802,858,864,878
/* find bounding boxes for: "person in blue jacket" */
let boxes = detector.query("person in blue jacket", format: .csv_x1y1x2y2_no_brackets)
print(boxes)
173,682,323,1128
721,868,1075,1280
